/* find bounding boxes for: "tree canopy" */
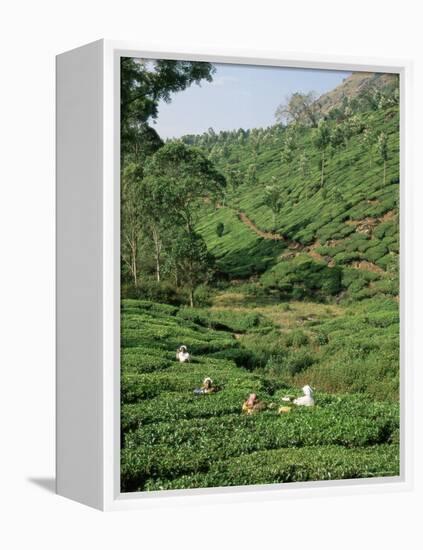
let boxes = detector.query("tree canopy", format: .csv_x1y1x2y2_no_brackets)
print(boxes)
275,91,323,128
142,142,226,231
121,58,215,159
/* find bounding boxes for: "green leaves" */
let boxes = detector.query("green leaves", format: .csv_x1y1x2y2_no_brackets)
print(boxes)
143,142,226,220
377,131,389,162
263,182,284,229
121,58,214,158
261,254,343,299
313,119,331,150
120,299,399,492
122,402,399,491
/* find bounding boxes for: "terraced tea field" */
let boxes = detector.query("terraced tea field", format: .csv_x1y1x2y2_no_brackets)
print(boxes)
120,298,399,492
119,69,400,492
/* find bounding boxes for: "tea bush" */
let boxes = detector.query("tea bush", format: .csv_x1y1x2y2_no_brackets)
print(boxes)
261,255,343,300
121,399,398,491
120,297,399,492
143,444,399,490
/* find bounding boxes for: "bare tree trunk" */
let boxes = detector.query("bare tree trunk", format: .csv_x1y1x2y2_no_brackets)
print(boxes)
321,151,325,186
155,256,160,282
383,160,386,186
152,227,161,282
132,245,137,286
129,234,138,286
189,288,194,308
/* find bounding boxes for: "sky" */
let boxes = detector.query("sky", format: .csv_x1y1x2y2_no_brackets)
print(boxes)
151,62,351,139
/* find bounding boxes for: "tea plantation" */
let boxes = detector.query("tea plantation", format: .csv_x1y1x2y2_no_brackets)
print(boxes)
121,299,399,492
120,78,400,492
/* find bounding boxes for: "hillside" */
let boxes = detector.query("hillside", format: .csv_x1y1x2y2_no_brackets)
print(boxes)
192,104,399,302
317,72,399,115
120,63,400,493
120,299,399,491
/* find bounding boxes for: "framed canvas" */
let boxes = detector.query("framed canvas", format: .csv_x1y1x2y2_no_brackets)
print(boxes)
56,40,413,511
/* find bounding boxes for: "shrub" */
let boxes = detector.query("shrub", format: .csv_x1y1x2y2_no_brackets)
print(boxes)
314,332,329,346
134,280,187,305
143,444,399,490
121,401,399,491
284,351,314,375
261,255,343,300
193,285,213,307
285,330,309,348
210,348,262,370
365,244,389,263
216,222,225,237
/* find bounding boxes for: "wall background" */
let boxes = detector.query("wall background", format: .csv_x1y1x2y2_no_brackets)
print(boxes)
0,0,421,547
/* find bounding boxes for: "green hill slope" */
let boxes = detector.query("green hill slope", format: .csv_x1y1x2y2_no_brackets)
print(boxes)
120,299,399,492
191,104,399,301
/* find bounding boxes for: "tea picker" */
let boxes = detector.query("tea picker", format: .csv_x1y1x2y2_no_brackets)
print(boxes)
281,385,315,408
176,345,190,363
193,377,219,395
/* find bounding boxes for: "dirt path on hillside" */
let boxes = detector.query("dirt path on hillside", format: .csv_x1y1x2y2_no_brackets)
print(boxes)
228,206,392,275
237,211,286,241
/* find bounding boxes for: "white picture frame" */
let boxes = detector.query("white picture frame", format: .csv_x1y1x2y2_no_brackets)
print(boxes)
56,39,413,511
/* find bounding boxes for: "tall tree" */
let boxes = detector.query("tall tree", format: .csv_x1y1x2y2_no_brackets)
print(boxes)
170,230,214,307
246,163,258,186
361,127,376,168
313,120,331,186
264,183,283,229
143,142,226,232
377,132,389,186
275,91,322,128
121,162,144,286
140,142,225,283
281,127,297,174
121,58,215,161
226,167,244,191
250,130,261,161
298,152,310,181
121,121,163,166
138,173,175,283
330,124,347,154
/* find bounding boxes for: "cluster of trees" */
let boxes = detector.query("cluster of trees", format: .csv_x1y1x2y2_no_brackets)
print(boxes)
121,61,398,301
202,80,397,230
179,75,398,207
121,58,226,306
262,115,392,225
273,79,397,187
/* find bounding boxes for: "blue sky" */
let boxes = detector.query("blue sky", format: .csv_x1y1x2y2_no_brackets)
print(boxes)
152,63,351,139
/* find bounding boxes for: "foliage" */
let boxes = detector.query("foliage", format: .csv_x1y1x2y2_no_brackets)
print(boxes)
263,183,284,229
169,230,215,306
119,68,400,493
261,255,343,300
216,222,225,237
143,142,226,231
143,444,399,490
121,58,214,160
275,91,322,127
120,298,399,491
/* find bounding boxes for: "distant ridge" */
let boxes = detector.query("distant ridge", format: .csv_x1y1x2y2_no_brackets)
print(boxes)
317,72,399,114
